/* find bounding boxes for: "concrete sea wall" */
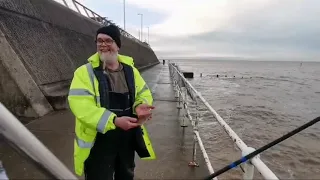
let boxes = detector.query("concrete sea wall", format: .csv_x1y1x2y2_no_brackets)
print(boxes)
0,0,159,119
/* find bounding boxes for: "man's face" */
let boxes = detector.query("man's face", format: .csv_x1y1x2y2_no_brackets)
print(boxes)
96,33,119,63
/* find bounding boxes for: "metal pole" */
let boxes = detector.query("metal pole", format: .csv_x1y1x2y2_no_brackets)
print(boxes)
137,13,141,41
123,0,126,30
0,103,78,179
192,98,199,165
137,13,143,41
83,8,90,18
62,0,69,8
141,14,143,42
177,85,182,109
180,87,188,127
72,0,81,14
243,163,254,180
147,27,150,44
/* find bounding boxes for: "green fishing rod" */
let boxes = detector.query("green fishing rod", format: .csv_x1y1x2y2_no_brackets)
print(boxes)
203,116,320,180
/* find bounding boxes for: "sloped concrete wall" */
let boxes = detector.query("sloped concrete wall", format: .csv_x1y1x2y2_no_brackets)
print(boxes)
0,60,36,118
0,0,159,118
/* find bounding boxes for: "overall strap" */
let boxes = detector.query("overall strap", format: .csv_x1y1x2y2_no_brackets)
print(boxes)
93,66,110,109
122,63,135,106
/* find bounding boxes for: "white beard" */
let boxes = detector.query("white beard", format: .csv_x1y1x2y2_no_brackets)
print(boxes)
99,51,118,64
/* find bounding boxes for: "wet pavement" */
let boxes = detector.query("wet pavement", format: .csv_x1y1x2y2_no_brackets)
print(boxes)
0,64,209,179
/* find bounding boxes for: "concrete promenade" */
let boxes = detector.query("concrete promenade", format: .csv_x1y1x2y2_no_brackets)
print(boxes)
0,64,209,179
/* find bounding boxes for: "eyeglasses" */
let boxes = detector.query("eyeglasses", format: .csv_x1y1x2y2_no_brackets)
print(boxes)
96,38,114,45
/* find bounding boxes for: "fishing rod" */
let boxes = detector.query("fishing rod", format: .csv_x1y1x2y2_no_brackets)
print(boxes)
203,116,320,180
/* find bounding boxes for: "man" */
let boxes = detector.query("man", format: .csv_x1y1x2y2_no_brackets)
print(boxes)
68,24,156,180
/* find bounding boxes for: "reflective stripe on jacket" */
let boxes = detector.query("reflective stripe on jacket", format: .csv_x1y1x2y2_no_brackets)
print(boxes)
68,53,156,176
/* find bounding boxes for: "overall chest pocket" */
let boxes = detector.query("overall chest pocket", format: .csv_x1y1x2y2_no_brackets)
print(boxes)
108,92,130,110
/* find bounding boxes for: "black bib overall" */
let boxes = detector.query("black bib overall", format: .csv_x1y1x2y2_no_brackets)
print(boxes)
84,64,137,180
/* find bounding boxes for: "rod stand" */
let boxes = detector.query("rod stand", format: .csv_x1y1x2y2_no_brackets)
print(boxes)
180,114,188,127
242,147,256,180
188,161,199,167
242,147,259,164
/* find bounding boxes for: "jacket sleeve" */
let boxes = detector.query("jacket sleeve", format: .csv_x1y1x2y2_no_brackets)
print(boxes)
68,66,117,134
132,67,154,114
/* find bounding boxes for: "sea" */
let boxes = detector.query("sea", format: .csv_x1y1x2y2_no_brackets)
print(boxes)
171,59,320,179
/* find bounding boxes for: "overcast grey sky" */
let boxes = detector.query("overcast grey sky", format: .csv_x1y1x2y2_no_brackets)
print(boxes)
56,0,320,61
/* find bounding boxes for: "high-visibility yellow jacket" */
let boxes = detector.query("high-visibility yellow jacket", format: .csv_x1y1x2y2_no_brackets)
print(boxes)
68,53,156,176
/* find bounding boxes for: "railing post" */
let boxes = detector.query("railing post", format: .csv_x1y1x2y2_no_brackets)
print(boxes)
194,94,200,130
242,147,256,180
82,7,90,18
62,0,69,8
171,66,177,96
179,87,188,127
72,0,81,14
189,96,199,167
172,77,176,91
174,74,179,98
177,87,182,109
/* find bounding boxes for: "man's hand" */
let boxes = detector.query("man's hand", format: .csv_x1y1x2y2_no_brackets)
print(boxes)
114,116,139,130
135,104,155,119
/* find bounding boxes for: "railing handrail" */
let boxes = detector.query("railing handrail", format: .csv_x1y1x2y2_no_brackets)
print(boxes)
0,103,77,179
60,0,151,49
174,78,216,177
168,62,279,180
169,64,217,179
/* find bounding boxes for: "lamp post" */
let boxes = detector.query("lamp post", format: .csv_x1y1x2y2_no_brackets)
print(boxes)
137,13,143,41
123,0,126,30
147,26,150,44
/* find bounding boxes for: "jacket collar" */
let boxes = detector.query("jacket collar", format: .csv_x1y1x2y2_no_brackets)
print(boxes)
87,52,134,68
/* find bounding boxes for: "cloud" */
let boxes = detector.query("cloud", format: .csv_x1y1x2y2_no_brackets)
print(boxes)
55,0,320,61
122,0,273,36
157,0,320,60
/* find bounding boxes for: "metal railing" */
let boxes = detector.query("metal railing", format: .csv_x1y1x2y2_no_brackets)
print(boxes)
168,62,279,180
60,0,150,48
0,103,77,179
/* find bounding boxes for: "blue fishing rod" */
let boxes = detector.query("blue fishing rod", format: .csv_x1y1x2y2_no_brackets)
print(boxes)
203,116,320,180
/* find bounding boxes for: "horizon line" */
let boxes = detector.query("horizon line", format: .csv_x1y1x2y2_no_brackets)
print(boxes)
159,57,320,62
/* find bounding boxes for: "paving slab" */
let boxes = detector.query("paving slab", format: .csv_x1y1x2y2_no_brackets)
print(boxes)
0,64,209,180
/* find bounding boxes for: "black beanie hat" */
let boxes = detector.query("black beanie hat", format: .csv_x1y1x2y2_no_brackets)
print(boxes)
96,25,121,48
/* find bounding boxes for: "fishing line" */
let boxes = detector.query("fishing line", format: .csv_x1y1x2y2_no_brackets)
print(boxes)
203,116,320,180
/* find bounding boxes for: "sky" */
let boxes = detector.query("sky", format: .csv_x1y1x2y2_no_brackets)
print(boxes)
54,0,320,61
